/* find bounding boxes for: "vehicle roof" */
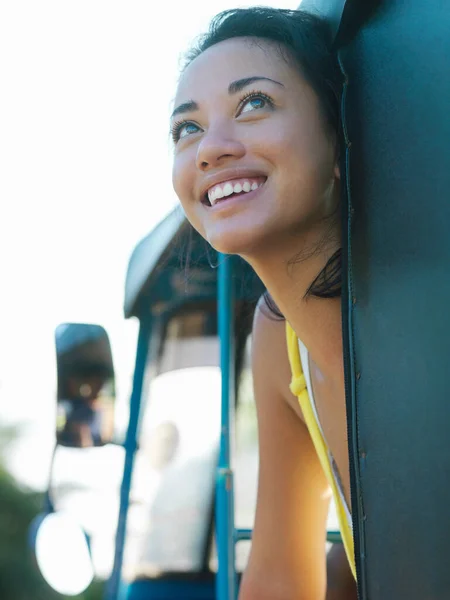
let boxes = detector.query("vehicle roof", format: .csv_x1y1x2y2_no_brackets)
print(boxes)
124,207,264,319
124,207,186,318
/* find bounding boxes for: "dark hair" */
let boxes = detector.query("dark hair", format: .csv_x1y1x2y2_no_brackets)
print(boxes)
185,7,343,317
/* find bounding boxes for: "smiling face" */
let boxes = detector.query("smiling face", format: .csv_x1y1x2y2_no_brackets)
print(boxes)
171,37,339,259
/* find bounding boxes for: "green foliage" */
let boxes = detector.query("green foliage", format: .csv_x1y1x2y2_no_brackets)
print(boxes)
0,443,104,600
0,465,58,600
79,580,104,600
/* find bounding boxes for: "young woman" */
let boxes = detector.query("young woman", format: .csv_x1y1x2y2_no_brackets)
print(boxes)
171,7,356,599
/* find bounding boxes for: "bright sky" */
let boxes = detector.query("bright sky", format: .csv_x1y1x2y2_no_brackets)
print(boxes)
0,0,299,488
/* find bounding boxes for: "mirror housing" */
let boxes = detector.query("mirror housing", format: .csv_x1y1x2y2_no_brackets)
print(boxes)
55,323,115,447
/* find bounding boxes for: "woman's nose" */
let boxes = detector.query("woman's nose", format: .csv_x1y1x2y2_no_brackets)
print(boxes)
196,125,246,170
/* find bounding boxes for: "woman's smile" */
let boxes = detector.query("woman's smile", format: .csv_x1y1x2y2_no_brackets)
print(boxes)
204,177,267,219
198,167,267,206
206,176,265,206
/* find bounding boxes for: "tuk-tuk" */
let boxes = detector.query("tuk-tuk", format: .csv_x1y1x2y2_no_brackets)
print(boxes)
31,207,341,600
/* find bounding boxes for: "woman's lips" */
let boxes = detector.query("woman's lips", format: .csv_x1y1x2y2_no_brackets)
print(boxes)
206,178,267,211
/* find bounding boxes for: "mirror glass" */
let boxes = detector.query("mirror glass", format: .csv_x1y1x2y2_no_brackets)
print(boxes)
33,512,94,596
55,323,115,447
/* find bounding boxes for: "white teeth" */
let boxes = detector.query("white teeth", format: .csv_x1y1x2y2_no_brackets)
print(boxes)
223,183,234,197
208,186,223,206
207,178,264,206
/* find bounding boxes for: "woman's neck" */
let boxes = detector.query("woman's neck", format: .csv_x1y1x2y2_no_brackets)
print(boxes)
245,232,344,384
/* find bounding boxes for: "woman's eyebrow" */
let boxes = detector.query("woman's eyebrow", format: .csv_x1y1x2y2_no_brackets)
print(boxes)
228,76,284,94
171,76,283,119
171,100,198,120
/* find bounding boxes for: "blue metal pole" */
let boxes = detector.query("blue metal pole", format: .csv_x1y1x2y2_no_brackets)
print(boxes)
216,254,237,600
105,320,151,600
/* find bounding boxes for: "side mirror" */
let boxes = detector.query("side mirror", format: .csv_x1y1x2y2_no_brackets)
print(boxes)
29,512,94,596
55,323,116,448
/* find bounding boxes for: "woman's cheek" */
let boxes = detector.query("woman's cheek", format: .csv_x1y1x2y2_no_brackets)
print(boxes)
254,118,297,162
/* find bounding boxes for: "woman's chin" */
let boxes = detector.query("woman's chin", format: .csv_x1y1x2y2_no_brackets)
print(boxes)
198,206,280,260
205,226,261,258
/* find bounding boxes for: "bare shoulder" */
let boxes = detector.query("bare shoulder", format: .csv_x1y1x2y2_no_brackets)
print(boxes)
252,297,304,422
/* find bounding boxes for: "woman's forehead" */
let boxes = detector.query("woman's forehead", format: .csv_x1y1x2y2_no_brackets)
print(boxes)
175,37,292,104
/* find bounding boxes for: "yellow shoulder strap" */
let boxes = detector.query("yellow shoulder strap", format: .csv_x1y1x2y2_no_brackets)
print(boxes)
285,321,356,580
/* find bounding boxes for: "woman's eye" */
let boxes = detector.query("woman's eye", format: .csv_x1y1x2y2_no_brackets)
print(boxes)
239,93,273,115
172,121,200,143
180,122,199,138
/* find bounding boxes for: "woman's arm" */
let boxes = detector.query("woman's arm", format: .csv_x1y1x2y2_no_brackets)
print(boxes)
238,302,331,600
